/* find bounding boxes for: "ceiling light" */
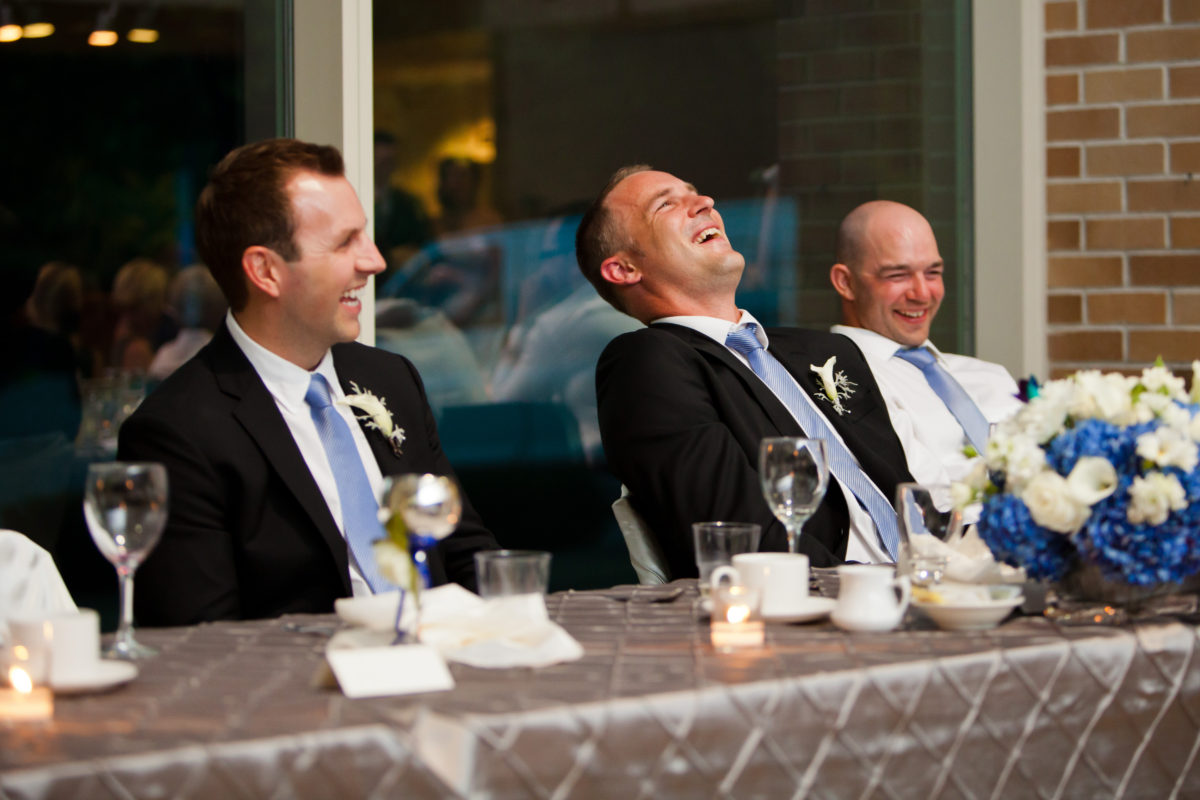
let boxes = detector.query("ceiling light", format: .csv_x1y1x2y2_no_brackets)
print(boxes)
127,4,158,44
0,5,22,43
89,3,118,47
22,22,53,38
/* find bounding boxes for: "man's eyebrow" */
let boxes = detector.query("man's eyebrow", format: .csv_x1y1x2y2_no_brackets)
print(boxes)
645,183,698,211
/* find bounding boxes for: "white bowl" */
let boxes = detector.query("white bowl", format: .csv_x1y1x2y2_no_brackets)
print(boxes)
913,595,1024,631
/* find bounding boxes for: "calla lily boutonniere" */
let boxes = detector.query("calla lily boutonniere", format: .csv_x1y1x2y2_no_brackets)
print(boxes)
809,356,856,416
338,381,406,456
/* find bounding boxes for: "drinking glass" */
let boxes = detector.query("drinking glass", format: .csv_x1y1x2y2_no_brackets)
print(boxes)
758,437,829,554
895,483,961,587
692,522,761,598
84,462,168,660
381,473,461,640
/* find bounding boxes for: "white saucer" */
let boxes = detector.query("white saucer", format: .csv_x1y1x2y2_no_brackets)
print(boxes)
761,596,837,623
51,660,138,695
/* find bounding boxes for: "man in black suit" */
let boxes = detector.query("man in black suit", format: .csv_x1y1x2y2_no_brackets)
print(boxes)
119,138,498,626
578,166,913,578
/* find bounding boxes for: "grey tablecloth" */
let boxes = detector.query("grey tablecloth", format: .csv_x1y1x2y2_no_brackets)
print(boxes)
2,582,1199,799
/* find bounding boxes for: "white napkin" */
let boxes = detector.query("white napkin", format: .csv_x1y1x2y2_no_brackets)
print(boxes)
908,526,1026,585
0,530,77,642
335,584,583,669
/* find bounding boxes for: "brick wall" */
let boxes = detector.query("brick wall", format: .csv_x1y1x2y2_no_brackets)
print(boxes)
1045,0,1200,377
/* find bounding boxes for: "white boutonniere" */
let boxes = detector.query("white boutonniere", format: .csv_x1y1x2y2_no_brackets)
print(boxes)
810,356,856,416
338,382,406,456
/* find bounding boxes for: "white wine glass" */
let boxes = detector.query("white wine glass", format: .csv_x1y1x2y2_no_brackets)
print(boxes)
84,462,168,660
895,483,962,587
759,437,829,554
380,473,461,640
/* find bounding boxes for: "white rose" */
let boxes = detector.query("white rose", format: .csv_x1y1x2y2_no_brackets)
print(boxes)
1015,391,1071,443
1071,371,1134,422
1021,470,1091,534
1127,471,1187,526
1160,402,1191,433
1140,365,1187,400
1004,436,1049,493
1065,456,1118,506
1136,428,1200,472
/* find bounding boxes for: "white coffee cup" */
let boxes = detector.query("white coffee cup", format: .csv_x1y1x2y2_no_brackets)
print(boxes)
5,609,101,685
726,553,810,616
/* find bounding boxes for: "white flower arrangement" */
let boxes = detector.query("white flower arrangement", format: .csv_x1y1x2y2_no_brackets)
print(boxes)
338,382,405,456
809,356,856,416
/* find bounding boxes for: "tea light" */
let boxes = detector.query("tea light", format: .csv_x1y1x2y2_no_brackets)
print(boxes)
1,666,53,722
710,584,764,651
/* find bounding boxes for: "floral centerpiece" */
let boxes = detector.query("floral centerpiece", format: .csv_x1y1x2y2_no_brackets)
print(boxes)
954,361,1200,597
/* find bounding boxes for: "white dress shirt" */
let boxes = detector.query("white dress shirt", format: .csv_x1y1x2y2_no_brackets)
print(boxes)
226,311,383,596
655,312,889,564
831,325,1022,496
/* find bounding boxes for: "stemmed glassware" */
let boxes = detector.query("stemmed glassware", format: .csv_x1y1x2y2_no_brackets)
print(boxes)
895,483,962,587
759,437,829,554
380,473,461,640
84,462,168,660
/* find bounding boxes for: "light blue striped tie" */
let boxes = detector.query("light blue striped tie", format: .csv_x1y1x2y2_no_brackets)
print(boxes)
305,374,393,593
895,346,989,453
725,325,900,559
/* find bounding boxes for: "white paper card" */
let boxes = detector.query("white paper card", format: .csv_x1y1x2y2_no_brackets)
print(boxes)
326,644,455,698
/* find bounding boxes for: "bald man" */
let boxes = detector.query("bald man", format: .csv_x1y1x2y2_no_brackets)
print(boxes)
829,201,1021,492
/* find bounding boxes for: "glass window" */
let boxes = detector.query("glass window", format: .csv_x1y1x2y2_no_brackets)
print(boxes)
0,0,287,622
372,0,973,590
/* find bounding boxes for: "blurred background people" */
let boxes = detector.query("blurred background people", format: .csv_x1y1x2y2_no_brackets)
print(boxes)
148,265,227,381
374,130,434,279
109,258,178,374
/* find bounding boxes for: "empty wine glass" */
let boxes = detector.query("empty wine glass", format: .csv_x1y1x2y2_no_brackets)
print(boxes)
759,437,829,554
84,462,168,660
895,483,962,587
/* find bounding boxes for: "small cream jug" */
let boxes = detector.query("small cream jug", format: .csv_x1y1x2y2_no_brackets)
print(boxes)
831,564,910,632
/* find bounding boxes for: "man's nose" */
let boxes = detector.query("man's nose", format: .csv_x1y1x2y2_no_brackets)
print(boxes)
360,239,386,274
688,194,715,216
908,275,931,301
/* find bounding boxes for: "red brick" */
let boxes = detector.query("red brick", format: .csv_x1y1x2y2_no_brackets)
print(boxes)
1049,331,1124,361
1173,291,1200,323
1130,330,1200,362
1048,255,1125,287
841,83,917,115
780,87,839,118
1047,182,1123,213
1046,1,1078,30
1047,107,1120,140
1171,216,1200,247
1088,291,1168,323
1045,34,1120,66
1086,143,1164,176
1127,28,1200,62
1048,219,1082,249
1086,0,1164,28
1047,73,1080,105
1126,103,1200,137
1176,0,1200,22
1130,253,1200,284
810,50,874,82
1085,217,1167,249
838,13,916,46
1083,68,1163,102
1048,146,1082,177
1171,142,1200,172
1049,293,1084,323
1170,65,1200,98
1128,179,1200,211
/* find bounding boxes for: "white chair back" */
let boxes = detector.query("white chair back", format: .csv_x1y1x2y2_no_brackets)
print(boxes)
0,530,77,638
611,488,670,585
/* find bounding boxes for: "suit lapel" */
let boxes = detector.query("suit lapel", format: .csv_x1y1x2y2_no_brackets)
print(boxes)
331,353,402,476
207,325,351,584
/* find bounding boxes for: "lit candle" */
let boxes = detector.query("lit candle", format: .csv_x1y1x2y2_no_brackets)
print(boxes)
710,585,764,651
0,666,54,722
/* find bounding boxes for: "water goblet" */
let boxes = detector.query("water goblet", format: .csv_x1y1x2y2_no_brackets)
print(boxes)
759,437,829,554
895,483,961,587
84,462,168,660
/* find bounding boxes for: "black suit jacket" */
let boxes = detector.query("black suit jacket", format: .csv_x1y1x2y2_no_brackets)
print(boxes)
596,323,913,578
118,323,498,626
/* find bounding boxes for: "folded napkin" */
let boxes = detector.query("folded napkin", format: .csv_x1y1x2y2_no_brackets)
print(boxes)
908,526,1026,585
0,529,77,642
334,584,583,669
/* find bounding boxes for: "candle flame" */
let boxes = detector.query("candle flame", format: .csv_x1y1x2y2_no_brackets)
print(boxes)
726,604,751,624
9,666,33,694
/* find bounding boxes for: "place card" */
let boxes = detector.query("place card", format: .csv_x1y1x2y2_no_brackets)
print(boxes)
326,644,455,698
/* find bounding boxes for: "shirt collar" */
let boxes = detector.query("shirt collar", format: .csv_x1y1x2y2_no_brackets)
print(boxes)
226,310,339,413
831,324,943,362
654,310,767,348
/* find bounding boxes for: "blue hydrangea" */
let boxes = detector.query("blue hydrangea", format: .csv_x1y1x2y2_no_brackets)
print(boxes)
977,493,1075,580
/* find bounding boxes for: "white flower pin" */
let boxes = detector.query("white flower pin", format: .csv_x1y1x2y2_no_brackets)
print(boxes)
338,381,406,456
810,356,856,416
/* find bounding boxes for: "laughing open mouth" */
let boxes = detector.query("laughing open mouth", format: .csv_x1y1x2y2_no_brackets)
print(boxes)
694,227,722,244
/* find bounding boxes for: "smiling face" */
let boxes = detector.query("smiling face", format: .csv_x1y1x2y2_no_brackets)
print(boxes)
274,170,385,367
601,170,745,322
832,202,944,348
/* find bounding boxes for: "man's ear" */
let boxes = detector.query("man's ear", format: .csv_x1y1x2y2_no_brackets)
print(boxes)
600,254,641,287
829,263,855,302
242,246,284,299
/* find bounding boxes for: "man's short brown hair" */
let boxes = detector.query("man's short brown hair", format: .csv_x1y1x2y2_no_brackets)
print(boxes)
574,164,653,313
195,138,344,311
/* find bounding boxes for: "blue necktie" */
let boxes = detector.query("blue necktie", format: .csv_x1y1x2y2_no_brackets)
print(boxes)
895,346,989,453
305,373,392,593
725,325,900,559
